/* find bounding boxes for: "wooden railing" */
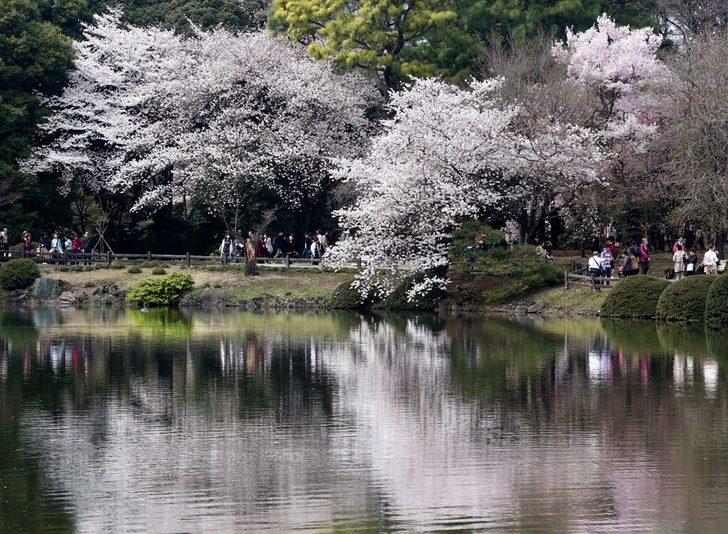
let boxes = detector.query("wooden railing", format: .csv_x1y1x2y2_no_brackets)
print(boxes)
0,250,361,270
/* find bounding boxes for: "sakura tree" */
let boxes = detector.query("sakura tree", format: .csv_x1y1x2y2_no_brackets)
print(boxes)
25,10,378,231
552,14,668,144
327,78,606,299
22,10,183,216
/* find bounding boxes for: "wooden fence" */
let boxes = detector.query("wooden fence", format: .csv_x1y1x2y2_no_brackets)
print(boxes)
0,250,362,271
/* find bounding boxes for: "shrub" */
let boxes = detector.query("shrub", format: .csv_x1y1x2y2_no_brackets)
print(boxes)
376,272,446,311
126,272,195,307
140,260,162,268
601,275,670,319
656,275,714,322
151,267,167,275
328,280,367,310
110,259,128,269
705,275,728,329
0,259,41,290
127,265,142,274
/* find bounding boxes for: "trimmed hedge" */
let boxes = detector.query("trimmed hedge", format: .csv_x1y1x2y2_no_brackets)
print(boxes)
705,275,728,329
656,275,714,322
601,275,670,319
0,259,40,290
126,272,194,307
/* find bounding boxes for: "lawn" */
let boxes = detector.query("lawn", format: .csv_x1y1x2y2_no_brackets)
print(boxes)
39,265,353,299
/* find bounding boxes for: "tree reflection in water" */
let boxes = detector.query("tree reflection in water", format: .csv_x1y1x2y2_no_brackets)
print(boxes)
0,308,727,532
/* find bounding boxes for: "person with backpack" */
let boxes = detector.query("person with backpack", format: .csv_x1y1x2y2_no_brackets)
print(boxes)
638,238,651,275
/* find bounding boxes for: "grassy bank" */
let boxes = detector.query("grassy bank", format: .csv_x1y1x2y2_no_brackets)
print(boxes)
39,265,353,301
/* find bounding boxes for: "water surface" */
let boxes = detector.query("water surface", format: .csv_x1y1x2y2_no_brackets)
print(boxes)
1,308,727,532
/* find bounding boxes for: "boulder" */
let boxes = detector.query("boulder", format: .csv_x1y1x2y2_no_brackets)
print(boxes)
32,278,58,300
58,291,77,306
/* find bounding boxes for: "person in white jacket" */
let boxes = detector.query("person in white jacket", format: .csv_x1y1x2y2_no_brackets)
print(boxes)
588,251,603,290
703,244,719,275
219,234,233,264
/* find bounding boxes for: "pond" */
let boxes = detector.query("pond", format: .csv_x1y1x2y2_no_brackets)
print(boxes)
1,308,727,532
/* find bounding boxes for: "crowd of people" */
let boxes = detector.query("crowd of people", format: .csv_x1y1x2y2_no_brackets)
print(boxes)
0,228,95,258
218,230,330,263
583,236,721,289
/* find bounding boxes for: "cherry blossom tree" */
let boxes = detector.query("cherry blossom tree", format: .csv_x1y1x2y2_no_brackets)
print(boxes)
25,10,378,227
327,78,606,299
552,14,669,144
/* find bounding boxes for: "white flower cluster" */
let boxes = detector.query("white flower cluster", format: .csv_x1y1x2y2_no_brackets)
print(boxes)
25,9,378,212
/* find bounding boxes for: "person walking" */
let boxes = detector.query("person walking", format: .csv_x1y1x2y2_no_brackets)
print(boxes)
600,245,614,285
672,245,687,280
703,244,719,275
219,234,232,264
638,238,651,275
588,251,603,290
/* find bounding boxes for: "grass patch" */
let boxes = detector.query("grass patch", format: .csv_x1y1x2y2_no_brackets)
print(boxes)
524,286,608,315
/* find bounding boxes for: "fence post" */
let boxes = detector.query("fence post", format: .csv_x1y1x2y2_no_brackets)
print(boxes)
107,251,111,266
564,270,569,290
147,251,152,261
186,252,191,268
285,255,290,269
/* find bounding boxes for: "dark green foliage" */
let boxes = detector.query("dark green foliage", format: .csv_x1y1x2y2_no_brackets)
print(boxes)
126,271,194,306
122,0,268,33
0,259,40,289
327,280,366,310
450,226,563,304
376,273,446,311
601,275,670,319
656,275,714,322
110,259,128,269
151,267,167,275
705,275,728,329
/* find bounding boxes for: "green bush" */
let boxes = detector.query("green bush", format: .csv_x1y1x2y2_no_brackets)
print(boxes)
376,272,446,311
128,265,142,274
705,275,728,329
656,275,714,322
151,267,167,275
126,272,195,307
450,243,563,305
450,221,506,257
0,259,41,290
110,259,128,269
601,275,670,319
328,281,367,310
140,260,162,268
